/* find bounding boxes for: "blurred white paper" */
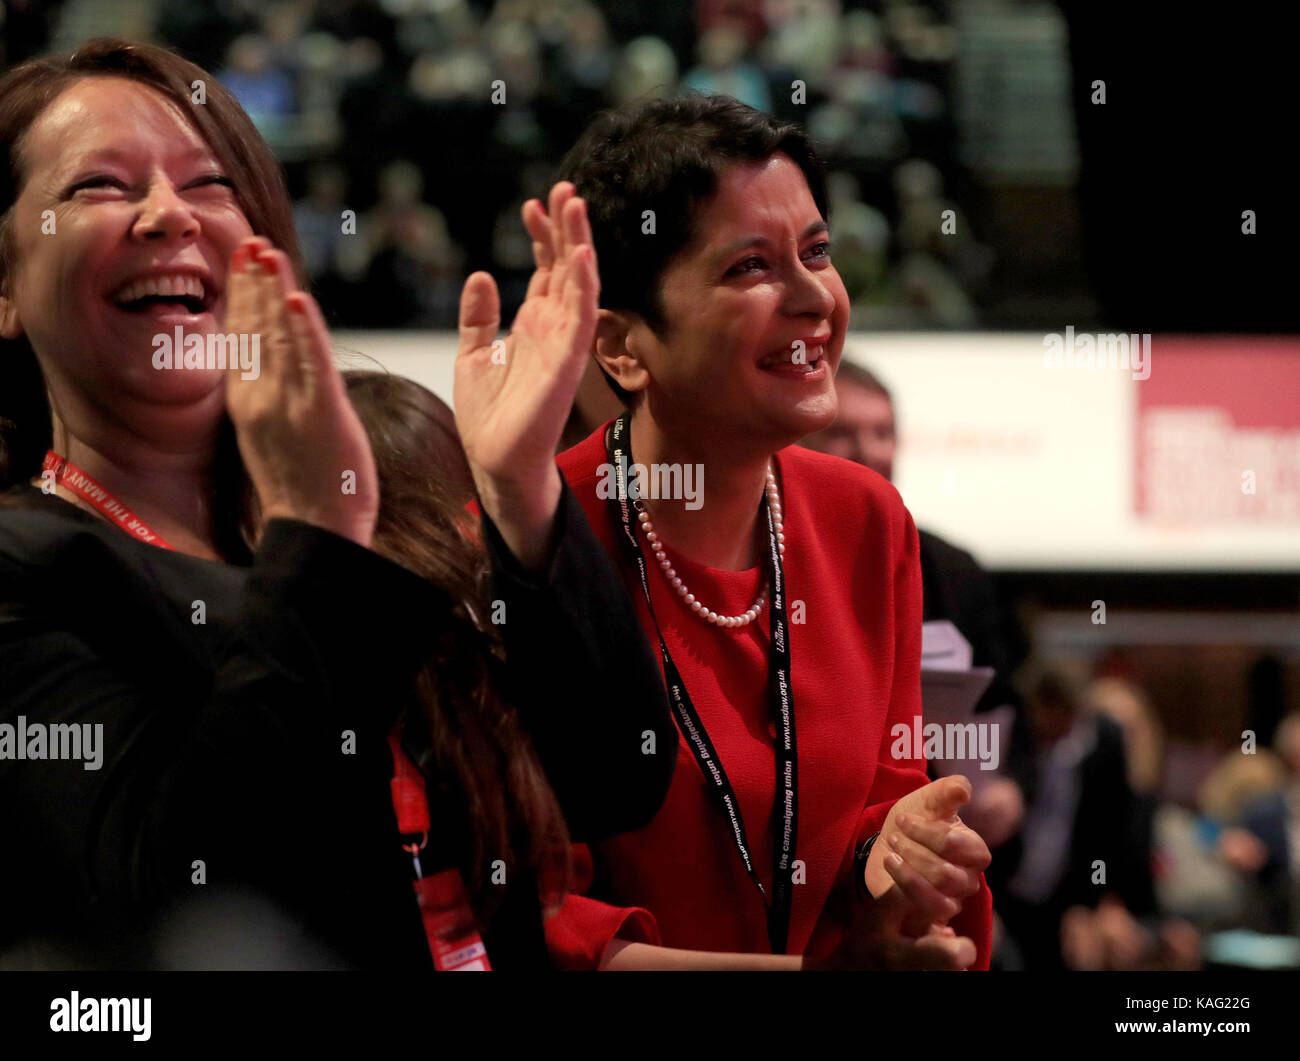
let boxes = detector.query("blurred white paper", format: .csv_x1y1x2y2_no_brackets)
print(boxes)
920,621,1004,774
921,620,973,672
921,620,995,722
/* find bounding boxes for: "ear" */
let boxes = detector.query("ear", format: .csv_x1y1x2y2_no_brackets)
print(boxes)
593,309,651,398
0,294,22,340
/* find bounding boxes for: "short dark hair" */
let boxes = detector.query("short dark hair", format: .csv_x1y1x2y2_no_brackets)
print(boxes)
556,93,829,406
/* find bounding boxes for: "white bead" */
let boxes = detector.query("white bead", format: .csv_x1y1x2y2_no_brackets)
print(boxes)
640,473,784,629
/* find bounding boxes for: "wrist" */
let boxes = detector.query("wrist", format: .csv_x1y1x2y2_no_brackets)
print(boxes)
856,831,885,900
260,504,374,548
473,466,562,571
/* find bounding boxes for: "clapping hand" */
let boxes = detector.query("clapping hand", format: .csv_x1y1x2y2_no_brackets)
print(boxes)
224,236,379,547
865,775,992,937
454,182,600,568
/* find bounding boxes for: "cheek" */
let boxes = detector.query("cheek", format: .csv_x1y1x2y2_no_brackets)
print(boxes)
829,271,851,333
205,205,255,252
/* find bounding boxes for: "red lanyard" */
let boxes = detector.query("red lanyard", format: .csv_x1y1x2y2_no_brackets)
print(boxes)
388,730,492,971
42,450,177,551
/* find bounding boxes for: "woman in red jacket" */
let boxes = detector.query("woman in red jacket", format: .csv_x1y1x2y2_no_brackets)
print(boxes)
539,94,995,970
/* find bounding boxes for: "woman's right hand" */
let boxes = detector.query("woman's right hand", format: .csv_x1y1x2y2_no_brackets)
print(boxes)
806,854,977,970
224,236,379,547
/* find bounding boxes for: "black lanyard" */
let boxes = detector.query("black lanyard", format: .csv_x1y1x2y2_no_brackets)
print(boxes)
603,413,798,953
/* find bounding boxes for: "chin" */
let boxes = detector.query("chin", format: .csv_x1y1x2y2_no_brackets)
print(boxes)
117,362,229,405
758,391,838,450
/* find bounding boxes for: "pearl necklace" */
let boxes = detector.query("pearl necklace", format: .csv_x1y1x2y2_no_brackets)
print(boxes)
634,468,785,629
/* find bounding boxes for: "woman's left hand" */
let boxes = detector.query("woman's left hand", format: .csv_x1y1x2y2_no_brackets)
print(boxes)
865,775,991,932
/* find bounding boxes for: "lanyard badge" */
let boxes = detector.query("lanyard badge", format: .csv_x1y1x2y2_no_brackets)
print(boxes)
388,730,492,971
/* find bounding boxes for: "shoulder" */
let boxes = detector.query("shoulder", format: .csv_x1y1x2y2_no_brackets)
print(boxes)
556,422,610,491
0,485,231,606
776,444,915,545
0,486,109,572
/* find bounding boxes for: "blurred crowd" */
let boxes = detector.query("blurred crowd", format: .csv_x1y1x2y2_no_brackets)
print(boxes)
2,0,993,329
974,660,1300,971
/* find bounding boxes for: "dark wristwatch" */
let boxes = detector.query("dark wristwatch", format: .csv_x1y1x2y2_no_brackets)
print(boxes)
853,832,881,901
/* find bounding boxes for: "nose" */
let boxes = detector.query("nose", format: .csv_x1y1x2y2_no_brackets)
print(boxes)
132,175,199,244
781,255,836,319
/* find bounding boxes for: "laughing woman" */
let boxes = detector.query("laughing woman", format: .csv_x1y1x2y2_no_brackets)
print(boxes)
0,39,672,967
541,95,995,970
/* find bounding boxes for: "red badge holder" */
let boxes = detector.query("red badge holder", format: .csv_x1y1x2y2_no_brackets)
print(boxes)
388,731,492,971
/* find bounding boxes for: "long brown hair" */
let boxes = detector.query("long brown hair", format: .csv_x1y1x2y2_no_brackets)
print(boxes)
0,38,302,561
341,371,571,922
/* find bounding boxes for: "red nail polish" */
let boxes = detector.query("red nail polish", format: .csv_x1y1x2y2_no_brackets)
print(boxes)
232,246,249,270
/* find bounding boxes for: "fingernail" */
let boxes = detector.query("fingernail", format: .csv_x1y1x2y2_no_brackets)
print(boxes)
258,253,277,275
896,813,909,827
232,246,249,271
889,833,901,848
887,853,902,868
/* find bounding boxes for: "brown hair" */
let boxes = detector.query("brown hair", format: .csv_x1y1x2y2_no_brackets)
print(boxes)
0,38,302,561
834,359,892,403
341,371,571,922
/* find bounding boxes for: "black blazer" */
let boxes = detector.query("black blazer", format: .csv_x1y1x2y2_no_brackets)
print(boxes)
0,481,675,969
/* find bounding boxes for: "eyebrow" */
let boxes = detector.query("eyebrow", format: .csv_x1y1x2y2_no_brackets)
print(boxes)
64,145,220,171
716,220,830,259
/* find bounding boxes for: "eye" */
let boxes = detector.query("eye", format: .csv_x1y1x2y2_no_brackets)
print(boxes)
67,175,127,195
186,174,236,194
728,255,767,277
803,240,831,263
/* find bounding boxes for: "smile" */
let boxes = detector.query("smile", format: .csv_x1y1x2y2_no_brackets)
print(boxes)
108,273,215,316
757,344,828,379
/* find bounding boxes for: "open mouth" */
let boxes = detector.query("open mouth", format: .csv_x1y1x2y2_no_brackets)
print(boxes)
757,343,828,377
108,274,216,317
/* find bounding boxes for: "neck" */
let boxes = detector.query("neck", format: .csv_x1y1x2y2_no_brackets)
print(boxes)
626,408,775,572
38,397,225,562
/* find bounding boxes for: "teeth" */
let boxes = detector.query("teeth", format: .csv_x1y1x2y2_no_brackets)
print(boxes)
760,344,824,369
111,274,206,305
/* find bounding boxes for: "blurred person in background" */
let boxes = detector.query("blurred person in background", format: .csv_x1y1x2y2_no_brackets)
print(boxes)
1154,746,1288,935
217,34,295,134
353,159,463,326
682,25,772,113
1230,714,1300,936
998,659,1159,969
292,162,348,286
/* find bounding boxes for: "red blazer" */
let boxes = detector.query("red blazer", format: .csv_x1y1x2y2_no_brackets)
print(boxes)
545,424,993,969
